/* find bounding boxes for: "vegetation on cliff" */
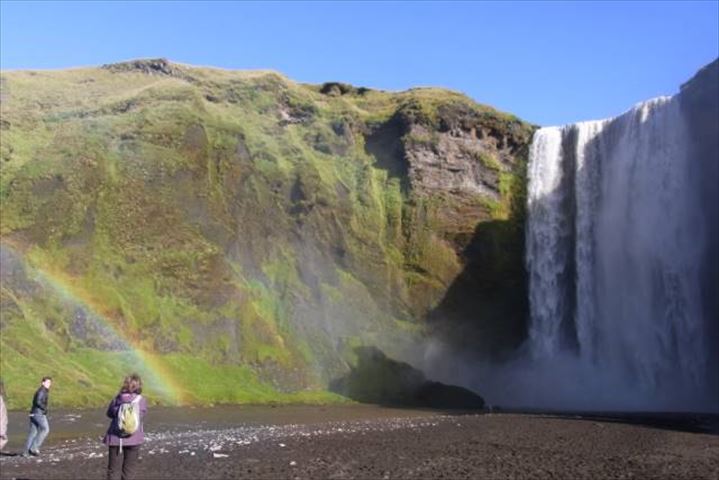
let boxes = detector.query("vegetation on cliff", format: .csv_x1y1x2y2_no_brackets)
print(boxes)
0,59,534,408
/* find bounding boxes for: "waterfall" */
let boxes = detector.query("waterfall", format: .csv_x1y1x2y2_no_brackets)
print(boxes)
526,91,717,411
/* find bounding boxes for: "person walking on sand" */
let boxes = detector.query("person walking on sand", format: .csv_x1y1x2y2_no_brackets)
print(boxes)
104,373,147,480
22,376,52,457
0,379,8,451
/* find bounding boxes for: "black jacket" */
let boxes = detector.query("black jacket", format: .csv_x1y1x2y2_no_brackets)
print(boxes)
30,386,49,415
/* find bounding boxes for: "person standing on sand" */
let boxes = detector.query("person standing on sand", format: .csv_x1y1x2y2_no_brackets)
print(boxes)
22,376,52,457
104,373,148,480
0,379,8,451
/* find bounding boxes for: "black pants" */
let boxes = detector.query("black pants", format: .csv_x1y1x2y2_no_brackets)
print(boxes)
107,445,140,480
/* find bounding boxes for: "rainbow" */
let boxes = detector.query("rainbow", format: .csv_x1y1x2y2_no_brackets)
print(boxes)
3,242,188,404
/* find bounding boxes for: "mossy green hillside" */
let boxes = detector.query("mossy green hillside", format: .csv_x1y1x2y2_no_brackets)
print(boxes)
0,60,534,408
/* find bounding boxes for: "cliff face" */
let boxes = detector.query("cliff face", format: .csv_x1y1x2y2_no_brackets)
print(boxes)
0,59,534,407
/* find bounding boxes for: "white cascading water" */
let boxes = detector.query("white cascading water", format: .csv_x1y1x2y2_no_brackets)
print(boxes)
525,95,710,411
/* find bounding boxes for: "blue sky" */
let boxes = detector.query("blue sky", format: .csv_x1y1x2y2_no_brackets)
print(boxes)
1,1,717,126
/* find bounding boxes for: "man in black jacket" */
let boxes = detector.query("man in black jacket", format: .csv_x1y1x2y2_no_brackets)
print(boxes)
22,376,52,457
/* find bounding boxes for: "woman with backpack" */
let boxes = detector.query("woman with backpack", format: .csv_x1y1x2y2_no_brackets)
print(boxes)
103,373,147,480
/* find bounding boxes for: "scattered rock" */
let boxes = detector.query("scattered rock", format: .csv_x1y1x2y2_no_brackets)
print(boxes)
101,58,191,81
319,82,372,96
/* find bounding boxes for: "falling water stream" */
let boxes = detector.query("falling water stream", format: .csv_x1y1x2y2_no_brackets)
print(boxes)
525,93,715,411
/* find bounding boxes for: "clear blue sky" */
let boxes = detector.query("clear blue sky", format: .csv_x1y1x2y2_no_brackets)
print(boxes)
1,1,717,126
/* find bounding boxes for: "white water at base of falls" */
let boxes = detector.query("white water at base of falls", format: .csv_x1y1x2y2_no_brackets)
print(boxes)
523,96,712,411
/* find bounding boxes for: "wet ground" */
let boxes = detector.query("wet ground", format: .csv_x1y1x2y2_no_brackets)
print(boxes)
1,405,717,479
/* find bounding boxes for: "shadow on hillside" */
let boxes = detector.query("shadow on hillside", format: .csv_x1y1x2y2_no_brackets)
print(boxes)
428,218,529,361
329,346,485,410
364,115,411,193
425,131,533,360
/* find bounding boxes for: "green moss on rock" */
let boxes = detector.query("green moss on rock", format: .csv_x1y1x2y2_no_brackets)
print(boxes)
0,60,534,407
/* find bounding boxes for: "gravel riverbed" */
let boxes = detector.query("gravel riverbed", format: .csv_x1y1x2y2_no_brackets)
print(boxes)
1,406,717,479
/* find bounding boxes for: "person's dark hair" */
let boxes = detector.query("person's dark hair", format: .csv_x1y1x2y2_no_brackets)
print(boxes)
120,373,143,394
41,376,52,383
0,378,5,398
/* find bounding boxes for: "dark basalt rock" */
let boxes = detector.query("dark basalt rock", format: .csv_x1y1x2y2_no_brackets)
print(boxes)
330,346,485,410
415,381,486,409
319,82,371,96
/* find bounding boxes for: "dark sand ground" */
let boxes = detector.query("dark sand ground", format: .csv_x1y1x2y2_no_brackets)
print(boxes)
0,405,717,479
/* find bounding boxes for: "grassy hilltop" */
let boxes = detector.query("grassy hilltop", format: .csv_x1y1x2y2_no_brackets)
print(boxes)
0,59,534,408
